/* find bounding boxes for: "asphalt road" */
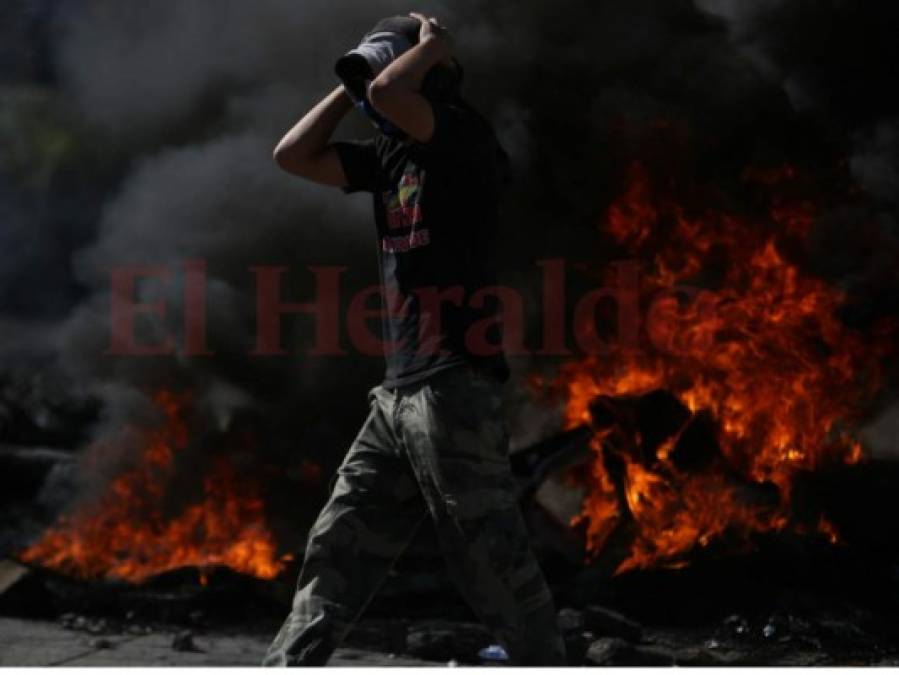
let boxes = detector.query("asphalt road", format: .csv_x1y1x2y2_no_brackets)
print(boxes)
0,617,444,667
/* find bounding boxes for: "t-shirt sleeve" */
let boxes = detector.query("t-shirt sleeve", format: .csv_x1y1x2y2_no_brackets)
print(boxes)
333,139,379,194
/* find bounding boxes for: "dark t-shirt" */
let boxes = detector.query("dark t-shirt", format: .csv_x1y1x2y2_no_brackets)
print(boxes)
334,100,510,388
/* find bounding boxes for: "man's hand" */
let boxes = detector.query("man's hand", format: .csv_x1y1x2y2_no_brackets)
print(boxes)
409,12,453,61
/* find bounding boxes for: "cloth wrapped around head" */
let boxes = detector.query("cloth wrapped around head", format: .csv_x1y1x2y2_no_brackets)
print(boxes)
336,16,421,102
335,15,463,136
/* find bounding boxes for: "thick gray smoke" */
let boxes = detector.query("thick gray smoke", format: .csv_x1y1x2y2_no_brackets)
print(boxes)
4,0,899,536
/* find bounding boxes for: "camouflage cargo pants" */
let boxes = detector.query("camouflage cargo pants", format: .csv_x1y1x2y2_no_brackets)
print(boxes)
263,365,566,666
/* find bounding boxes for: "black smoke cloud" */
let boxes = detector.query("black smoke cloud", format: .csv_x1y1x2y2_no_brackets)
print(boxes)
696,1,899,127
4,0,899,538
697,0,899,225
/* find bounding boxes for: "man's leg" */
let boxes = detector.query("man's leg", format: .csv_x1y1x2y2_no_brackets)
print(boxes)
263,387,428,666
398,368,567,666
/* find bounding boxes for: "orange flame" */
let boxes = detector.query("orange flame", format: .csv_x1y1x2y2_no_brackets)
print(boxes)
555,161,890,573
19,390,290,584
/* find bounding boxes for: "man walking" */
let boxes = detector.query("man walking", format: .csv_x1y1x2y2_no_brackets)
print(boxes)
263,13,566,666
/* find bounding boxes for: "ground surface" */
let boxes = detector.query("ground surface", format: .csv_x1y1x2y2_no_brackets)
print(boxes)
5,537,899,666
0,617,443,667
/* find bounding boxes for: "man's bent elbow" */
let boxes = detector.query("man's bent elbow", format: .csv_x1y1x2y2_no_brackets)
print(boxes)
272,144,284,168
367,79,399,116
273,143,309,176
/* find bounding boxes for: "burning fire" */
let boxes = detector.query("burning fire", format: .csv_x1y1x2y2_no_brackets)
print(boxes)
555,161,891,573
20,390,290,584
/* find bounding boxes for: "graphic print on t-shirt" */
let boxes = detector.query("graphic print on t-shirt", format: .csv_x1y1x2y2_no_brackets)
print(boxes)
381,167,430,253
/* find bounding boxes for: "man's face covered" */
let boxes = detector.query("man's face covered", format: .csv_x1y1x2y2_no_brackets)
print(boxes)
335,15,463,138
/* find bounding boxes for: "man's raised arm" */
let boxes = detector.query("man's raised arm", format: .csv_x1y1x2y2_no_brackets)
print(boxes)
273,85,354,186
367,13,454,143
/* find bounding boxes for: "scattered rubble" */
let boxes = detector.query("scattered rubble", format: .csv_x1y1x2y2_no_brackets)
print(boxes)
171,630,202,653
585,637,673,666
404,620,491,663
582,604,643,642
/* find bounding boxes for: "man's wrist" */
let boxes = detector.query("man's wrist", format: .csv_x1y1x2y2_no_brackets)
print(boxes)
331,85,355,110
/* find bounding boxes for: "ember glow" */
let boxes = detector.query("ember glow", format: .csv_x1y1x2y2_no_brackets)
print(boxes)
19,390,289,584
556,161,890,573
